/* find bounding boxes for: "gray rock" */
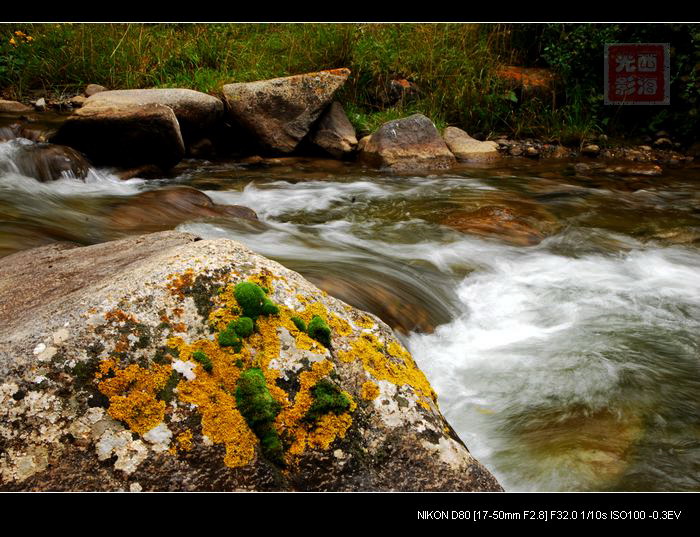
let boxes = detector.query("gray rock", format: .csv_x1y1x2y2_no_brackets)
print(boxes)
310,102,358,158
359,114,456,171
51,103,185,169
0,231,502,492
222,69,350,154
443,127,499,161
84,84,107,97
11,143,90,182
34,98,46,112
84,88,224,142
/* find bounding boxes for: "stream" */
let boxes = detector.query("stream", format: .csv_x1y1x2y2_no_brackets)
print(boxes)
1,128,699,491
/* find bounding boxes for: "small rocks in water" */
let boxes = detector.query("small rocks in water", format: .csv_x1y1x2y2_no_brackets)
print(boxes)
638,145,652,152
509,146,523,157
69,95,87,108
33,98,46,112
550,145,570,158
604,163,663,177
654,137,673,148
13,143,91,182
84,84,107,97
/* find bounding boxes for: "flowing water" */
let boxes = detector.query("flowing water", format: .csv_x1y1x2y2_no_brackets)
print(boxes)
1,129,699,491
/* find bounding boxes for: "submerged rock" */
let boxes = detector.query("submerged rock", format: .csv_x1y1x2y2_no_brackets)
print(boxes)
222,69,351,154
310,101,358,158
0,100,32,114
9,142,90,182
105,187,258,236
359,114,456,171
51,103,185,169
443,127,500,161
0,231,501,491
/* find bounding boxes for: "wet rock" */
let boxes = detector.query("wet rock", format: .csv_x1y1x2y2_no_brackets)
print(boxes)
550,145,570,159
115,165,165,181
33,98,47,112
12,143,90,182
581,144,600,156
0,100,32,113
310,102,358,158
84,88,224,144
653,137,673,149
222,69,350,154
51,103,185,169
524,146,540,158
105,187,258,235
442,127,499,161
84,84,107,97
442,205,557,246
603,163,663,177
69,95,87,108
0,231,501,491
359,114,456,171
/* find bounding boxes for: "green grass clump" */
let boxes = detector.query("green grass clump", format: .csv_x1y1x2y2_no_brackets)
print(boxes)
307,315,331,348
291,316,306,332
233,316,254,338
261,298,279,316
192,350,213,373
236,368,284,464
303,379,351,423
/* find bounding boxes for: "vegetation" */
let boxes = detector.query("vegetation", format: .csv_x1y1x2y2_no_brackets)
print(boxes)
307,315,332,348
304,379,351,423
192,350,213,373
0,23,697,142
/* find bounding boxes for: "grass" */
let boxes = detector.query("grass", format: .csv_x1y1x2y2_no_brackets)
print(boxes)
4,23,689,142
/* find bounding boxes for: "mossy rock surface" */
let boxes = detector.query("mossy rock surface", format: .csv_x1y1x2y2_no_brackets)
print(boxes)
0,230,502,492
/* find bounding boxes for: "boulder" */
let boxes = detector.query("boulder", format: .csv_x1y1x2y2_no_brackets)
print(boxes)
11,143,91,182
443,127,500,161
84,84,107,97
359,114,456,171
51,103,185,169
0,100,32,113
0,231,502,492
310,102,358,158
105,187,258,236
83,88,224,143
222,69,351,154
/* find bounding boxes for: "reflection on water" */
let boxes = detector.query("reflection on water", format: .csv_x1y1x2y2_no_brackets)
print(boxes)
1,136,700,491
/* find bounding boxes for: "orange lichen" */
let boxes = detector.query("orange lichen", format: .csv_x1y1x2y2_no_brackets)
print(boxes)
176,431,193,452
360,380,380,401
166,269,195,299
97,361,172,434
338,333,436,404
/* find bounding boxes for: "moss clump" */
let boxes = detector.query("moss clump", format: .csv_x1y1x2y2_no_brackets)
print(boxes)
192,350,213,373
218,329,242,352
307,315,332,348
235,368,284,465
233,317,254,338
291,316,307,332
234,281,279,319
304,379,351,423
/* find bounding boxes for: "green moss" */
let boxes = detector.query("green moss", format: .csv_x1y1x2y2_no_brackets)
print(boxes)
304,380,351,423
233,317,254,338
218,329,242,352
157,371,181,402
192,350,213,373
235,368,284,465
303,379,351,423
307,315,332,348
234,281,267,318
291,316,307,332
261,298,279,316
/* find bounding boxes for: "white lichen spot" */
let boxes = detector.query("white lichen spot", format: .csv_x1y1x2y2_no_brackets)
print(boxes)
143,423,172,452
172,359,196,381
95,429,148,474
0,446,50,482
37,346,57,362
202,434,213,446
422,436,474,470
33,343,46,355
52,328,70,345
33,376,49,384
130,482,143,492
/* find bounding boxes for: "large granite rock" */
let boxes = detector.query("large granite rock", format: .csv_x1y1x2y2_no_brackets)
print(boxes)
0,231,501,491
222,69,351,154
8,142,91,182
51,103,185,169
310,101,358,158
443,127,500,162
358,114,456,171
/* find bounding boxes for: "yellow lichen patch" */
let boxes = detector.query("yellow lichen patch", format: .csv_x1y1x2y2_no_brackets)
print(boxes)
248,269,275,293
306,413,353,450
355,314,377,330
176,431,193,452
97,361,172,434
207,282,241,331
247,315,282,369
177,371,258,468
360,380,380,401
338,334,436,404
